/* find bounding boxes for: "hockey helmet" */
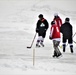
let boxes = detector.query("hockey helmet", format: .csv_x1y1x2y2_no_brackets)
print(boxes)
51,21,55,25
38,14,43,18
54,13,58,16
65,17,70,22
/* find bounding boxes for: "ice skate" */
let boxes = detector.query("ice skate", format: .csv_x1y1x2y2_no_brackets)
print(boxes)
70,47,73,53
52,51,58,58
56,53,62,57
36,44,40,47
40,43,44,47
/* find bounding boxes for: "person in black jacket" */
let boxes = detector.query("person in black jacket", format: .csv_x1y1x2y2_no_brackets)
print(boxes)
60,17,73,53
36,14,49,47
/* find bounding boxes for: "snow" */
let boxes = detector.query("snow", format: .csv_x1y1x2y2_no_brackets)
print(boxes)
0,0,76,75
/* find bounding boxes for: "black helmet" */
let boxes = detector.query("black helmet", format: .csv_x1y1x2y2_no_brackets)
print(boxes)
51,21,55,25
38,14,43,18
65,17,70,22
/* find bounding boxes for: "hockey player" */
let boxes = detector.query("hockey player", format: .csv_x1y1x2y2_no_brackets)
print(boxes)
36,14,49,47
60,17,73,53
53,13,62,31
49,21,62,57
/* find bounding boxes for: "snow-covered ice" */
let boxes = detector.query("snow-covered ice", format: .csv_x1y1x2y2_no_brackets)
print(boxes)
0,0,76,75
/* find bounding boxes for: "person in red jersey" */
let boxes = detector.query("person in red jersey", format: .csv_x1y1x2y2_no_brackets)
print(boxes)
49,21,62,58
53,13,62,31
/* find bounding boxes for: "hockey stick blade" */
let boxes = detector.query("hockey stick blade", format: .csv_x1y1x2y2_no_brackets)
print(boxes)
27,33,37,49
27,46,31,48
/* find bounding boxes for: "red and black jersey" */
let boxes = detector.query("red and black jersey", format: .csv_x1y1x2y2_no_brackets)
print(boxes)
53,16,62,30
50,24,61,39
36,18,49,34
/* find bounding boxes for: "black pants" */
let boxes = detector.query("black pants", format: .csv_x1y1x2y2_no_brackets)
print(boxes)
63,37,73,44
38,31,46,38
62,37,73,53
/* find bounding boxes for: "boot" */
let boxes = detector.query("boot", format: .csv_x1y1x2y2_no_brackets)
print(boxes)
40,40,44,47
40,43,44,47
36,44,40,47
57,52,62,57
63,44,66,52
53,50,57,57
36,40,40,47
70,45,73,53
55,49,62,57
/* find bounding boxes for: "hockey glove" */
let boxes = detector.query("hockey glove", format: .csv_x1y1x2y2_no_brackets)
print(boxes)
49,36,52,40
45,29,47,31
36,29,39,33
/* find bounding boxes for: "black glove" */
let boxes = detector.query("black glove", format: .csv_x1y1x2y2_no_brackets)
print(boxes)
45,29,47,31
49,36,52,40
36,29,39,33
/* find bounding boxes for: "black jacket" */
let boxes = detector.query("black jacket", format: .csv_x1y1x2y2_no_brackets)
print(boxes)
60,22,73,39
36,18,49,34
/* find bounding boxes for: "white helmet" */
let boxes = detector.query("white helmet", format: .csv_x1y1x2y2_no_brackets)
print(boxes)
54,13,58,16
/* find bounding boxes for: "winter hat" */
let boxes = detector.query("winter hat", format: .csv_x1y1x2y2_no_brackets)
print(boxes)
54,13,58,16
65,17,70,22
51,21,55,25
38,14,43,18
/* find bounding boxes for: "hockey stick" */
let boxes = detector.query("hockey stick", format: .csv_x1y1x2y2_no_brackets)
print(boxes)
27,33,37,48
66,32,76,46
73,40,76,44
73,32,76,38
